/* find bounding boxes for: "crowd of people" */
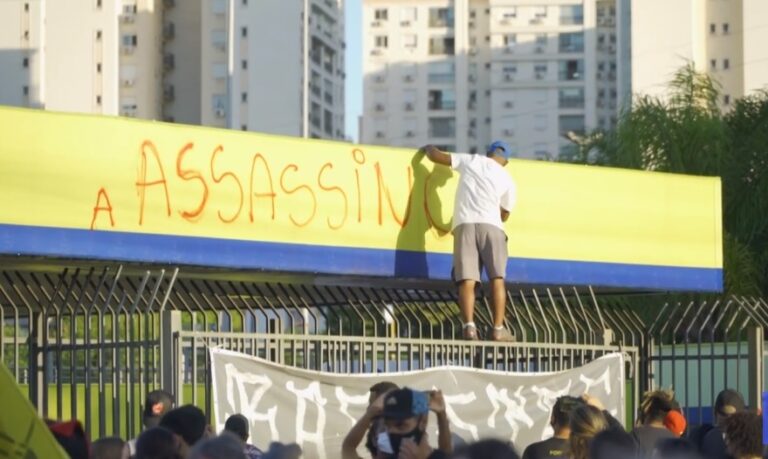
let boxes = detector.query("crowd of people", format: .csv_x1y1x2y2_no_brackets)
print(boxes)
43,385,764,459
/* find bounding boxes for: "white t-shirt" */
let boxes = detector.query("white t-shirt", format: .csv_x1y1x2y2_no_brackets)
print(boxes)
450,153,516,230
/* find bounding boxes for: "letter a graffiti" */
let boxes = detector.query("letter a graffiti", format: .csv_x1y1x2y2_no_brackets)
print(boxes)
286,381,328,459
224,363,279,440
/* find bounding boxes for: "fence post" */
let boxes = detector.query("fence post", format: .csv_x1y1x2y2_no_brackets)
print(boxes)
747,326,763,410
160,310,182,402
28,311,46,415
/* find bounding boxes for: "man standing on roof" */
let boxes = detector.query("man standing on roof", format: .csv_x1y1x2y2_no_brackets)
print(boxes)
420,142,516,341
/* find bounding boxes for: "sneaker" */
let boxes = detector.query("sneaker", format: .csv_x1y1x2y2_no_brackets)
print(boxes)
462,324,479,341
490,327,515,342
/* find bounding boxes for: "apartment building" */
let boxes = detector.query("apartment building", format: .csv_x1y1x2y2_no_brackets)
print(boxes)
0,0,345,140
361,0,631,160
632,0,768,108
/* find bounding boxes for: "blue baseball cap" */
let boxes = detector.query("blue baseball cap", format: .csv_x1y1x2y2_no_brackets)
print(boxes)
382,388,429,419
487,140,512,159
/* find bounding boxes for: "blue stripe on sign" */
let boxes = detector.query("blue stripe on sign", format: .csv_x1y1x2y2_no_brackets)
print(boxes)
763,392,768,445
0,223,722,292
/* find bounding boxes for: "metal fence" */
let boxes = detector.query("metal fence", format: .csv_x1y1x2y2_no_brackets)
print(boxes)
645,296,767,424
0,263,764,441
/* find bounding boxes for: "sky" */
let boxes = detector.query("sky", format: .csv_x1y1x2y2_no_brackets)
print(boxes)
344,0,362,142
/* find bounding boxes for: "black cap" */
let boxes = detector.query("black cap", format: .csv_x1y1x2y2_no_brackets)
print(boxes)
382,388,429,420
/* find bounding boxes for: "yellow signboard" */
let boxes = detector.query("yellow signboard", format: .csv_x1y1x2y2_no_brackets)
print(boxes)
0,363,68,458
0,107,723,290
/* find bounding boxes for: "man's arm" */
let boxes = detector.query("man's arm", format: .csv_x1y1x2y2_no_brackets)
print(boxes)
420,145,451,167
429,390,452,454
342,394,387,459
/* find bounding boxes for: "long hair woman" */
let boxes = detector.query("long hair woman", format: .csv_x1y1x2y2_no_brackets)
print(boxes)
569,405,608,459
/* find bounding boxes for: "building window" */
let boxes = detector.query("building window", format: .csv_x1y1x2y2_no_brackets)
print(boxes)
559,88,584,108
559,115,585,135
710,59,717,70
242,59,247,70
534,6,547,18
241,27,247,38
723,58,730,70
502,64,518,79
428,89,456,110
241,92,247,103
375,36,388,48
22,57,28,68
559,60,584,80
504,34,517,49
122,34,138,46
723,23,729,34
401,7,417,22
212,94,227,115
429,7,454,27
559,32,584,53
241,124,247,130
213,63,227,80
24,3,29,12
428,117,456,137
96,30,102,40
501,7,517,18
560,5,583,25
429,36,455,55
374,8,388,20
212,30,227,50
96,0,102,8
427,61,455,83
96,95,102,105
97,63,102,73
403,34,417,49
23,85,29,96
212,0,226,14
324,109,333,135
534,63,548,77
724,95,731,105
323,48,334,73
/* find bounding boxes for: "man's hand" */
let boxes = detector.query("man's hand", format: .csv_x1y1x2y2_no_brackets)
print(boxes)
581,393,605,411
366,392,389,418
428,390,446,415
420,145,451,167
500,208,510,222
399,433,432,459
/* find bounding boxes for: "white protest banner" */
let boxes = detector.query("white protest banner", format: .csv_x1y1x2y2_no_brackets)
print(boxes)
210,348,625,458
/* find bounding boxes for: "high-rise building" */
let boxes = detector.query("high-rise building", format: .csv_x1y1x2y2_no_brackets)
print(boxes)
631,0,768,108
361,0,631,160
0,0,345,140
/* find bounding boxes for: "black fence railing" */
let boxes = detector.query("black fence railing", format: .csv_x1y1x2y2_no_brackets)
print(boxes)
1,263,765,440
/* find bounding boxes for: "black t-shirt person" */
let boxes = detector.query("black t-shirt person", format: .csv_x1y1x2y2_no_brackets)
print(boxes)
522,437,570,459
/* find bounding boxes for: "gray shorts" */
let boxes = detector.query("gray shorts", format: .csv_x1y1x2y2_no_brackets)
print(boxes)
452,223,508,282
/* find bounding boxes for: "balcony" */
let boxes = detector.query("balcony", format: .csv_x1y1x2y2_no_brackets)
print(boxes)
163,85,175,102
163,23,175,41
163,54,175,72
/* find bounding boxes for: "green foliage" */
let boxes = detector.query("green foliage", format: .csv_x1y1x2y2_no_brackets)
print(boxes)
566,64,768,296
